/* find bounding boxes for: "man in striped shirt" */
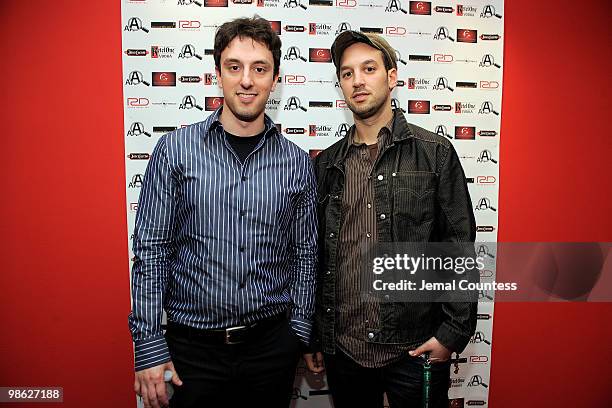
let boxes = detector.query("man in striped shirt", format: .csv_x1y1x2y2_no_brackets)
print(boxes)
128,17,317,408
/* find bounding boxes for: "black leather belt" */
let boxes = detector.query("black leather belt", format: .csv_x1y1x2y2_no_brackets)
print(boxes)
166,313,286,345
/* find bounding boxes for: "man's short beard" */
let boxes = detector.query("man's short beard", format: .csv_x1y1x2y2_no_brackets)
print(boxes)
226,101,264,123
348,96,387,120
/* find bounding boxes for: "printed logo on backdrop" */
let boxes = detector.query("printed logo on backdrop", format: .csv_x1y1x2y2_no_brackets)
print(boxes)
125,71,150,86
385,0,407,13
336,0,357,8
335,123,350,138
479,101,500,115
125,48,149,56
124,17,149,33
480,54,501,68
284,97,308,111
434,5,454,13
309,23,333,36
409,1,431,15
434,125,451,139
457,4,478,16
179,45,203,60
335,22,351,35
481,4,502,18
391,98,406,113
177,0,203,6
151,46,174,59
283,46,307,62
283,24,306,33
127,122,151,137
269,21,282,34
179,95,204,111
477,150,498,164
283,0,307,9
309,48,332,62
433,26,454,41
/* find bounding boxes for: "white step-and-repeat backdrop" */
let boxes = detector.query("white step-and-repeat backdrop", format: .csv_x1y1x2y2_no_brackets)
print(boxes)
122,1,503,406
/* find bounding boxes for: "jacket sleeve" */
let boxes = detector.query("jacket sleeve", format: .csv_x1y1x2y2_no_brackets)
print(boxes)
433,144,478,353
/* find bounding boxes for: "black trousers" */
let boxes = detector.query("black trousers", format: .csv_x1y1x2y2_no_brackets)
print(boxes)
324,348,450,408
165,318,301,408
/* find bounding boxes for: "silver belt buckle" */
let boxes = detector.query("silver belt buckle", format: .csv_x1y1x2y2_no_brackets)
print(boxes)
225,325,247,344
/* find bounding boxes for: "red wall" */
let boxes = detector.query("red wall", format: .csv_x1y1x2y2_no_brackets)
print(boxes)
1,1,610,407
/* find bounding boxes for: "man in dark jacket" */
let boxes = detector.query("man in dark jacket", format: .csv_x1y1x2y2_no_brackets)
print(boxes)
303,31,477,408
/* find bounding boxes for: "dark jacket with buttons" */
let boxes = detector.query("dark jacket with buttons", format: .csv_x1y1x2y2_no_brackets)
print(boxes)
312,109,477,355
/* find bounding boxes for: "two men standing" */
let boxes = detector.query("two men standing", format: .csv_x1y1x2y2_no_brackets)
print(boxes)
129,17,476,408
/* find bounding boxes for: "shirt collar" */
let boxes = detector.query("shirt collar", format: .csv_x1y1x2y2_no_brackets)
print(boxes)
209,106,279,139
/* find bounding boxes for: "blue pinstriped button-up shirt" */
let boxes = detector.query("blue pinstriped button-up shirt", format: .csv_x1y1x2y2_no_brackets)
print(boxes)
128,107,317,371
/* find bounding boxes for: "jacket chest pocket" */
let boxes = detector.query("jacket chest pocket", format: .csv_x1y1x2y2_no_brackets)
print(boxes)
391,171,438,226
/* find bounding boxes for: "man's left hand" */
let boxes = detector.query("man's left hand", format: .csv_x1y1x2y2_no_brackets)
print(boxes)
409,337,451,362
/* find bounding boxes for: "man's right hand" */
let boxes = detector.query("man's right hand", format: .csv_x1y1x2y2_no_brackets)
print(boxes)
303,352,325,374
134,361,183,408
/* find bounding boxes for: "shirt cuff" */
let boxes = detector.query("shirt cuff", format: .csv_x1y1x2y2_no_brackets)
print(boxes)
289,316,312,346
133,336,171,371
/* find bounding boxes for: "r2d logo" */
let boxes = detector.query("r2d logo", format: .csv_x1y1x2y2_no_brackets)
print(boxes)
336,0,357,7
433,77,453,91
125,71,150,86
127,97,149,107
336,22,351,35
179,95,203,110
385,0,407,13
468,375,489,388
434,26,454,41
475,198,496,212
336,123,350,138
477,150,497,164
479,101,499,115
480,4,502,18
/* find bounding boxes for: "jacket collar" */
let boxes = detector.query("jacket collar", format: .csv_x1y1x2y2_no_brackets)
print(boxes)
326,108,414,169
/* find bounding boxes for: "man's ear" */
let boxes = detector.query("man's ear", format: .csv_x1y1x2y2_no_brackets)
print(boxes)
215,67,222,89
388,67,398,91
271,72,280,92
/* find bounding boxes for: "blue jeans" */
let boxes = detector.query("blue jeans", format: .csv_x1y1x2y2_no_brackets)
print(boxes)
324,348,450,408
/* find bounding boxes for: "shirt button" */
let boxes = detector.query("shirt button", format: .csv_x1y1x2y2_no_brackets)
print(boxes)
326,308,332,313
239,282,246,289
392,172,397,177
377,174,384,181
368,332,375,339
333,195,339,199
367,203,372,209
380,213,386,220
239,246,245,252
240,210,246,217
329,232,334,238
241,176,247,181
326,271,331,275
366,232,372,238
